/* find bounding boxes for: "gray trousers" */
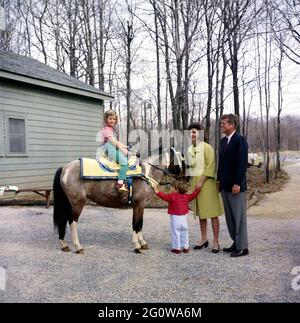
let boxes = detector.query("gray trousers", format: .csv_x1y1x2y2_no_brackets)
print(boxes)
221,190,248,250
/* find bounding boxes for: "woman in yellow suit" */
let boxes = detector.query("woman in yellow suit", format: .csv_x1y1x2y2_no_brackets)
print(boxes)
187,123,223,253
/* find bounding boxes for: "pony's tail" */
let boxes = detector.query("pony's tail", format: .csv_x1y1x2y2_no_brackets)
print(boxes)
53,167,72,240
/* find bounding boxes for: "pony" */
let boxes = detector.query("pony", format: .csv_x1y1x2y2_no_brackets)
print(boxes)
52,153,172,254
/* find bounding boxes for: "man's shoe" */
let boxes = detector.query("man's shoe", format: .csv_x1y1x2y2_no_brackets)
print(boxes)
171,249,181,254
115,183,128,192
193,241,209,250
223,244,236,253
231,249,249,257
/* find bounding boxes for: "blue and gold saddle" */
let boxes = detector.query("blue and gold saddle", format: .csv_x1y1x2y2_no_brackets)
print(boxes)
80,156,143,180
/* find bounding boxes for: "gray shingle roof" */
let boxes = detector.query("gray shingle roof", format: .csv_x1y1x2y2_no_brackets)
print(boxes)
0,50,114,99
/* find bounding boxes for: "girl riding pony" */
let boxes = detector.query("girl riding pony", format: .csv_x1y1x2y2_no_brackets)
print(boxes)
99,109,129,191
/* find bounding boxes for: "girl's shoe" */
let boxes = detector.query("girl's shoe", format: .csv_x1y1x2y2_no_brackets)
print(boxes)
182,248,189,253
171,249,181,254
115,183,128,192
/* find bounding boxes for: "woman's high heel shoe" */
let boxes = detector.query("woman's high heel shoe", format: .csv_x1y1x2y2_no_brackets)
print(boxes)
212,244,220,253
193,241,209,250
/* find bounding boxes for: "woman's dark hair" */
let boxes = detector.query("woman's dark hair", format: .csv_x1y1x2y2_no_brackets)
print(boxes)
187,122,208,143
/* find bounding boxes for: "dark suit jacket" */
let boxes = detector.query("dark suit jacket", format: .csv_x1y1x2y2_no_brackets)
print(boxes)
217,132,248,192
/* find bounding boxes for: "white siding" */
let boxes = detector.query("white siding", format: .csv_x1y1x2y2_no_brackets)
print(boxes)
0,110,4,156
0,80,104,190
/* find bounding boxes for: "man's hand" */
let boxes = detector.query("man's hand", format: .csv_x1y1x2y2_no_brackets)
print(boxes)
232,184,240,194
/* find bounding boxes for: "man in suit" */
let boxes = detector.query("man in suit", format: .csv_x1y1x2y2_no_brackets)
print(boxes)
217,114,249,257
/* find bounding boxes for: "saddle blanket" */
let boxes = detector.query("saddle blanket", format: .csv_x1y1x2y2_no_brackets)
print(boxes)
80,157,144,180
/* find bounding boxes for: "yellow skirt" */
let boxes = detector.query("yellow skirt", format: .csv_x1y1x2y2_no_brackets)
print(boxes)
190,177,224,219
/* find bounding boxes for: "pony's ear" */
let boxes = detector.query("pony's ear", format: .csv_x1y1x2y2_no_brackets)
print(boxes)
168,146,186,178
168,164,181,176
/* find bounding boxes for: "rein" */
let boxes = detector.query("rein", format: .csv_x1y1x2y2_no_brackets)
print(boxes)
142,161,177,189
144,161,176,177
127,148,178,189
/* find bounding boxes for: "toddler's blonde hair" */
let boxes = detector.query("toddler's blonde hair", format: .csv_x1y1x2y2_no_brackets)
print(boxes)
171,180,188,194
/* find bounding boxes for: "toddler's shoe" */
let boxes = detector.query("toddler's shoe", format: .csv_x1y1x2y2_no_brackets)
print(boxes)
171,249,181,254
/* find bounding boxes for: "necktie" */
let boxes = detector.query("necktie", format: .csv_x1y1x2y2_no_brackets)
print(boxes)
222,137,229,154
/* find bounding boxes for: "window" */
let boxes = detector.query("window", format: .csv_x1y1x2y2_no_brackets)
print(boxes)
8,118,26,153
5,114,28,156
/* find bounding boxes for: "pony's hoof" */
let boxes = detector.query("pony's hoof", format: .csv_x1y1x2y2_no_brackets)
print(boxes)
76,248,85,254
61,246,70,252
141,244,150,250
134,248,143,254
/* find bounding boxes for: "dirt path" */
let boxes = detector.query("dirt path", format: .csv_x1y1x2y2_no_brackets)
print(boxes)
248,162,300,219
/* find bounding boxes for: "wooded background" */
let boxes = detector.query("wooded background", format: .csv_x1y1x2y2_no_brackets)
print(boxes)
1,0,300,182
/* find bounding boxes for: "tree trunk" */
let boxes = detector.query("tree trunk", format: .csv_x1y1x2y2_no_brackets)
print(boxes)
126,21,133,143
275,41,283,177
154,4,162,130
232,32,240,119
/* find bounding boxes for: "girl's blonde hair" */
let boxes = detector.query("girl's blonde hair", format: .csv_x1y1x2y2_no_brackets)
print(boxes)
104,109,118,124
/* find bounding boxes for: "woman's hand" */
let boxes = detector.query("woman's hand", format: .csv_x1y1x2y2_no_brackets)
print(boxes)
196,181,203,190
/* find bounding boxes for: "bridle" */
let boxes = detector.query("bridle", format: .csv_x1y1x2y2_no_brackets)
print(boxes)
128,147,181,188
144,161,177,178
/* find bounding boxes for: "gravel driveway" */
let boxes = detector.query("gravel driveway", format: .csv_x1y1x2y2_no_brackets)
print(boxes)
0,163,300,303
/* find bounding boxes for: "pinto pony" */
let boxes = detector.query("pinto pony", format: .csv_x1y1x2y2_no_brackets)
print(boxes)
53,158,168,254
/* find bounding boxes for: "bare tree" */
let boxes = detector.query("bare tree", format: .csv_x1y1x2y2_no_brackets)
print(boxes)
91,0,115,90
203,0,228,144
0,0,30,52
78,0,95,85
29,0,49,64
203,0,215,141
275,35,284,176
254,0,267,176
223,0,256,119
153,0,203,130
263,0,272,183
272,0,300,65
153,2,162,130
113,1,137,142
19,1,33,56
